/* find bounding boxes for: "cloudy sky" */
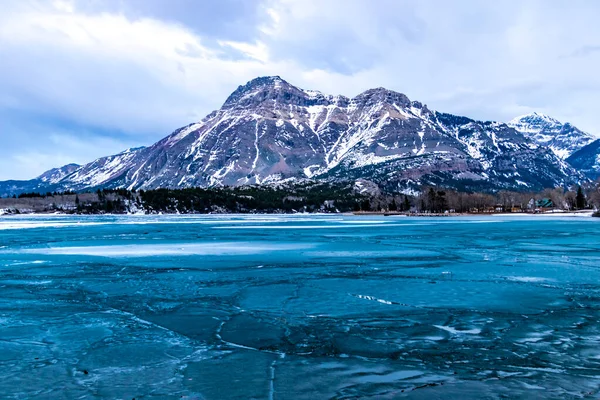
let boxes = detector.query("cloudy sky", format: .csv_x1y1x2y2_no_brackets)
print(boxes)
1,0,600,180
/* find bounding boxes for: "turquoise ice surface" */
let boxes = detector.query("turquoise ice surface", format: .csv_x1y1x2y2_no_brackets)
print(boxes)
1,214,599,399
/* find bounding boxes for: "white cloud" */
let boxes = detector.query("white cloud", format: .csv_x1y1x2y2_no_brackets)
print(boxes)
0,114,141,180
0,3,227,134
1,0,600,180
218,40,270,62
0,1,346,136
258,0,600,134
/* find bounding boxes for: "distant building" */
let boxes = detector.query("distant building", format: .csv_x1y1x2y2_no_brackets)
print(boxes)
535,198,554,212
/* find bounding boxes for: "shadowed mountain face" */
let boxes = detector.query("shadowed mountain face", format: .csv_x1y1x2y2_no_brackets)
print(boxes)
567,139,600,180
0,77,587,196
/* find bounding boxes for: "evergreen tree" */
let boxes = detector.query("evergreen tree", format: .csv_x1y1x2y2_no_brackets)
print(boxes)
361,199,371,211
389,199,397,211
427,188,437,212
576,186,586,209
436,191,447,212
403,196,410,212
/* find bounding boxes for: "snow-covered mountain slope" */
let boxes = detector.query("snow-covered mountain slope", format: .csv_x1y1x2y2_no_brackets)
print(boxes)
566,139,600,180
37,163,80,184
508,112,595,159
0,77,586,194
0,163,80,197
323,109,580,192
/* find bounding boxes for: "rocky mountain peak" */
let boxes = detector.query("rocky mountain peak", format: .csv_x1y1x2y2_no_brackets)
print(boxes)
352,87,411,109
508,112,595,159
509,112,561,130
222,75,319,109
235,76,289,94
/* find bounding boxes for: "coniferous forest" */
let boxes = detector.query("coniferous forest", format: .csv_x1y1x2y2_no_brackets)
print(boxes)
1,180,600,215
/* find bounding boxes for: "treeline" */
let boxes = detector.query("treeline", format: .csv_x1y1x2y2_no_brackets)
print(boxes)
15,190,76,199
3,180,600,215
4,184,367,214
138,182,363,213
356,184,600,213
410,185,599,213
74,189,134,214
354,195,411,212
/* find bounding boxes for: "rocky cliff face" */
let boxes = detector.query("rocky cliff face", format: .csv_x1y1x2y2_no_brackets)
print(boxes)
0,77,587,195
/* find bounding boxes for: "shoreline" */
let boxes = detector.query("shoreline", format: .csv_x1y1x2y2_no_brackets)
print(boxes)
351,210,596,217
1,210,597,218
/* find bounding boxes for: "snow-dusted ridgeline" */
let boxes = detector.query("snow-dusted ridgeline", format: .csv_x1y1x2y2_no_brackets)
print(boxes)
508,112,595,159
0,77,588,196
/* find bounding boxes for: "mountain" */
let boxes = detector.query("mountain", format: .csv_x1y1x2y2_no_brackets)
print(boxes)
508,112,595,159
0,77,586,195
37,163,80,184
0,163,80,197
566,139,600,180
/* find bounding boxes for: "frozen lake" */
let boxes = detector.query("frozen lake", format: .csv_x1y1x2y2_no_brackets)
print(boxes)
1,214,600,399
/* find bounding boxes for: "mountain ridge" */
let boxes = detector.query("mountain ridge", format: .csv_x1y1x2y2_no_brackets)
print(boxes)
0,76,588,197
508,112,596,159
